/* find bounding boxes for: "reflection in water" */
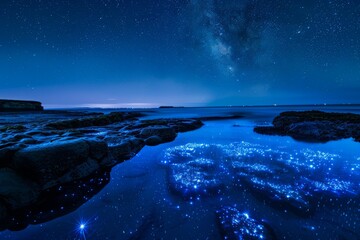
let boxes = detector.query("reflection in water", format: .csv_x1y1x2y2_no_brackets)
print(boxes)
2,170,110,231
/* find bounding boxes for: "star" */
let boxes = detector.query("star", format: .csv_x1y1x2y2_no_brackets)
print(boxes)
79,224,85,230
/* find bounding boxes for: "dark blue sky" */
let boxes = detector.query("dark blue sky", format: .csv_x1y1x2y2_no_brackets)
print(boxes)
0,0,359,108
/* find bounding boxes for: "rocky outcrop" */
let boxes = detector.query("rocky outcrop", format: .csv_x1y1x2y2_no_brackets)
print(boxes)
254,111,360,142
0,100,43,112
46,112,143,129
0,111,203,231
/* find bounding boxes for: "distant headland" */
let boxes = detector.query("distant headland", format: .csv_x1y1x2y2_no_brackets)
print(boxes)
0,99,44,112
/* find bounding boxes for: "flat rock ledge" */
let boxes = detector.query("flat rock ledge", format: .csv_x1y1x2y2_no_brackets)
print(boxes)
254,110,360,143
0,112,203,230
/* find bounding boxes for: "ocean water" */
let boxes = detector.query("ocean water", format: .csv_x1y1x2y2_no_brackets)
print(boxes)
1,106,360,240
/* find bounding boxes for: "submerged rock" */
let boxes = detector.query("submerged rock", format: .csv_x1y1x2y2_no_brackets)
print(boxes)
243,177,314,217
163,142,360,217
254,111,360,142
163,144,227,199
217,206,276,240
168,157,223,199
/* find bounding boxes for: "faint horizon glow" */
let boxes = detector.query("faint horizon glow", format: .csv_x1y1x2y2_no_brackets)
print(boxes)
44,102,170,109
80,102,160,108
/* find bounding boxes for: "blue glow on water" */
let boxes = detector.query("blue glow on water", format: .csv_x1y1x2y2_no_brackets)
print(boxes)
1,107,360,239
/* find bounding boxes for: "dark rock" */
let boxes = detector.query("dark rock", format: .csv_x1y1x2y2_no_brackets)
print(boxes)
108,137,145,163
254,111,360,142
171,119,204,132
0,168,40,209
12,139,107,188
0,145,23,168
87,139,109,161
140,126,177,143
125,119,171,130
3,169,110,231
0,111,204,231
0,99,43,112
46,112,143,130
144,135,163,146
56,159,100,184
0,125,26,132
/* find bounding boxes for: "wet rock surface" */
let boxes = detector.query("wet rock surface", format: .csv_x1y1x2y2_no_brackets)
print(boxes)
0,111,203,230
163,142,360,217
254,111,360,142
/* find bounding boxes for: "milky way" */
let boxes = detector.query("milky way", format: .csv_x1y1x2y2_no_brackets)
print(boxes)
189,0,275,74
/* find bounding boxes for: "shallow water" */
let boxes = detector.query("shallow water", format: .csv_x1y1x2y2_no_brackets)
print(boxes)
1,107,360,240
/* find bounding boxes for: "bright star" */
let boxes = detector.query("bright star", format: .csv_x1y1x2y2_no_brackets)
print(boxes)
79,224,85,230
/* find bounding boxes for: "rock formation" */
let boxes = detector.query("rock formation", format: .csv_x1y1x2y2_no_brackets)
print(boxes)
0,111,203,230
254,111,360,142
0,100,43,112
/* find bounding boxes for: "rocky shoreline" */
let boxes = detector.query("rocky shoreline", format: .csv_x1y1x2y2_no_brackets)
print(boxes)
0,111,203,230
254,110,360,142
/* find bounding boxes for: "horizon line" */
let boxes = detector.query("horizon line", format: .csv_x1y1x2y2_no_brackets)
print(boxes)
44,103,360,110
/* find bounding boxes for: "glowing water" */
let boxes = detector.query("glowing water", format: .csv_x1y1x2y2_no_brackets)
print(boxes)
1,106,359,239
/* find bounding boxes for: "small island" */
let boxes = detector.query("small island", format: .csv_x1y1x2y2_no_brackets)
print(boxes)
0,100,44,112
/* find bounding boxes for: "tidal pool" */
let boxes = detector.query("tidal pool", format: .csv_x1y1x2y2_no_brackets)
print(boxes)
1,107,359,239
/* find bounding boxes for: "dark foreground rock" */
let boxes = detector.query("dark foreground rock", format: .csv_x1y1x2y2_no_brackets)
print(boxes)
0,100,43,112
254,111,360,142
0,111,203,231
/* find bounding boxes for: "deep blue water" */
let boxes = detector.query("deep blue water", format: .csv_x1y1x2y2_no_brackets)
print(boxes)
1,106,360,239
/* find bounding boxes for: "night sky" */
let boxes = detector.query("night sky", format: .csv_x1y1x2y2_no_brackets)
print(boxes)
0,0,359,108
